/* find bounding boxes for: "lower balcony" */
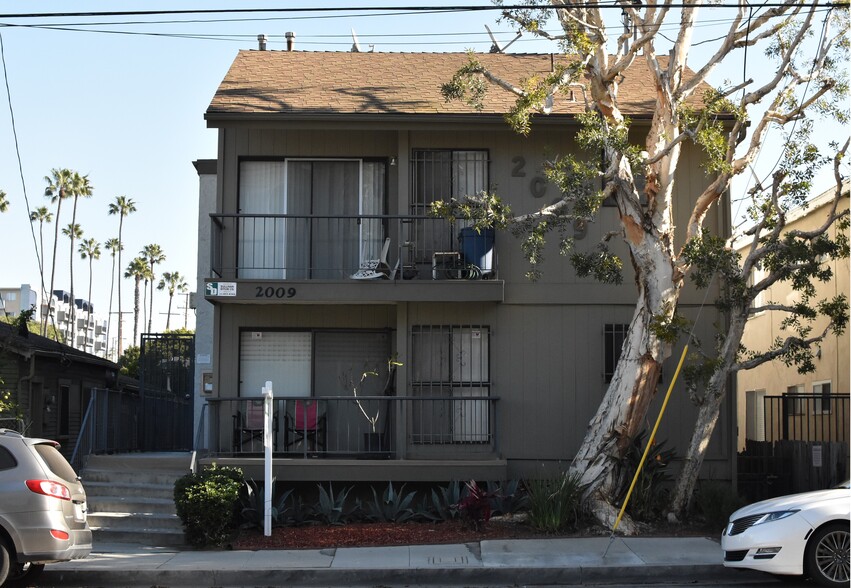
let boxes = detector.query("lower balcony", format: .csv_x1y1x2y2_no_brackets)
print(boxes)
194,395,506,482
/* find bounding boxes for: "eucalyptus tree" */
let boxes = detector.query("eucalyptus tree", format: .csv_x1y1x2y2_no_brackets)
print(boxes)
61,223,84,346
79,237,101,353
108,195,136,356
140,244,165,333
43,168,75,335
157,271,188,331
104,237,122,359
125,256,149,347
440,1,848,531
668,139,850,520
29,206,53,309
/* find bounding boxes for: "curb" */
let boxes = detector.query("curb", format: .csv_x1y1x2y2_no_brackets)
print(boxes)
40,563,768,587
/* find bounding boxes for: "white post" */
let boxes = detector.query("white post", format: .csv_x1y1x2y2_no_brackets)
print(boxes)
262,381,274,537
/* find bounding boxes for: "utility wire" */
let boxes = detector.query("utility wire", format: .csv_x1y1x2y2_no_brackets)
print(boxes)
0,32,46,309
0,3,839,20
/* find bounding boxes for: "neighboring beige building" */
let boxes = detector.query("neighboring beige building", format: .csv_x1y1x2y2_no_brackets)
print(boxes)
195,48,734,484
735,181,850,452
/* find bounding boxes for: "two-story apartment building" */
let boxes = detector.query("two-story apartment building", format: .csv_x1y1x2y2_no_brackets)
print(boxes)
736,181,850,451
196,48,734,484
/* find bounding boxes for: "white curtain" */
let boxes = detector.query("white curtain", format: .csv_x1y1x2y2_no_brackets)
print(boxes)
238,161,286,279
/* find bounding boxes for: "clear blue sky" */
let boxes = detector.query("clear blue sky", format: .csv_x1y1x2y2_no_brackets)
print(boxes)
0,1,845,346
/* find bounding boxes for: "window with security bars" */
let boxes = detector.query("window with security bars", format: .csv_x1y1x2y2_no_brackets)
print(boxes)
604,323,629,383
410,150,488,263
410,325,491,444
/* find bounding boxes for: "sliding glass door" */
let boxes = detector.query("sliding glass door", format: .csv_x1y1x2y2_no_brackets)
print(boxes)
239,159,386,279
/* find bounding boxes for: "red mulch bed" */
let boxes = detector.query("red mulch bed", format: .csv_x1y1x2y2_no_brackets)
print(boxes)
230,517,713,551
231,518,547,550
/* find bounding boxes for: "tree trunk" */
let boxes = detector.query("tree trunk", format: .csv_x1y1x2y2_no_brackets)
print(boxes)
133,278,140,347
667,311,748,521
117,219,124,357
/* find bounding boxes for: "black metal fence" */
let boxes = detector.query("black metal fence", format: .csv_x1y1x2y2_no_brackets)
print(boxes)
194,395,499,459
738,394,850,501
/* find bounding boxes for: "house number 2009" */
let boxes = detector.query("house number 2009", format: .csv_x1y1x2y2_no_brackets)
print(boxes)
511,156,548,199
255,286,297,298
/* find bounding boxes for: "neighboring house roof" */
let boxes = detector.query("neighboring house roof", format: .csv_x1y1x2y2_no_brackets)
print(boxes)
732,180,850,251
207,51,714,122
0,321,116,369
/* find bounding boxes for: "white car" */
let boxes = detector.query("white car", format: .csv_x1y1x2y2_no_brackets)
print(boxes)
721,481,850,587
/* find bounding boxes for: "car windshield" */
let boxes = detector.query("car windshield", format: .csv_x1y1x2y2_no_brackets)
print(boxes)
33,443,79,483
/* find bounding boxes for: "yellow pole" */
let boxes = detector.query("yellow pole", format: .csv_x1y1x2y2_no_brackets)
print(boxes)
604,344,689,555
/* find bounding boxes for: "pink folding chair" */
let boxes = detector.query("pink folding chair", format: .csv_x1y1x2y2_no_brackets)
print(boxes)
286,399,326,454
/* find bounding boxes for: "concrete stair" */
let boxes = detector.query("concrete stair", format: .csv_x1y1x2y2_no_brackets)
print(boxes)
81,452,192,548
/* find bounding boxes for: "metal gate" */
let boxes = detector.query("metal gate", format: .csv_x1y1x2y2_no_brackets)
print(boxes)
738,394,850,501
139,333,195,451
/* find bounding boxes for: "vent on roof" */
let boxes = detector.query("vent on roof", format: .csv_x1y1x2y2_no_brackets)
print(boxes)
285,31,295,51
257,34,267,51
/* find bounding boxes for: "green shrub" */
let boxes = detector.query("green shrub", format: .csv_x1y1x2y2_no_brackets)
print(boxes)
526,472,582,533
696,480,748,529
174,464,244,547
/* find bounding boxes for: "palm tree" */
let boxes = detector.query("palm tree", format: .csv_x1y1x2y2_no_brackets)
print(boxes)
62,223,83,346
43,168,75,336
104,238,121,360
140,244,165,332
108,196,136,355
0,189,8,212
157,271,188,331
125,257,149,347
66,173,93,347
29,206,53,314
79,238,101,354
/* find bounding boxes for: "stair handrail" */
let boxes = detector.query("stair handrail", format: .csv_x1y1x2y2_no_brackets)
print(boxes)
190,402,208,474
70,391,97,472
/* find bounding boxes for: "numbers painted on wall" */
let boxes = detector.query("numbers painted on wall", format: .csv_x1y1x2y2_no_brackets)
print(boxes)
511,155,548,199
255,286,297,299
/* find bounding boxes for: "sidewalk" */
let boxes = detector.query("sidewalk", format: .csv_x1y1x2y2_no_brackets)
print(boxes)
39,536,768,587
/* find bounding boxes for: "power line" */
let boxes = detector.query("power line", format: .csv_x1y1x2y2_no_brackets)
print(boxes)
0,3,839,20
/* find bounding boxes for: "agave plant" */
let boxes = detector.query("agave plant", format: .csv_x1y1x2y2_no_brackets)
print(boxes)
362,482,417,523
239,478,294,530
315,483,353,525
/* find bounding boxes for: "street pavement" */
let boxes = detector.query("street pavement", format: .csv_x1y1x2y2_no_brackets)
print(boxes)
38,536,776,587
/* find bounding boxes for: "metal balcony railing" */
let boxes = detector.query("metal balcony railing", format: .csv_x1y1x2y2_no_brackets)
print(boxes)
195,395,499,459
209,214,496,280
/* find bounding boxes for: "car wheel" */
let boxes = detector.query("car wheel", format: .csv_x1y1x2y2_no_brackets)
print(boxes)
6,561,46,586
806,522,850,587
0,539,10,586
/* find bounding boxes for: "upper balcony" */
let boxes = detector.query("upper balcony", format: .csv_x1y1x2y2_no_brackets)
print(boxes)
206,214,504,305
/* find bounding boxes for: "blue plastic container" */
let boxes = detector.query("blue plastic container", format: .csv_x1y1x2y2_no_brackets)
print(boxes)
458,227,495,276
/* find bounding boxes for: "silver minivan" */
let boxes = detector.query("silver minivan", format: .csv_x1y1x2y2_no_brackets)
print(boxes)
0,429,92,585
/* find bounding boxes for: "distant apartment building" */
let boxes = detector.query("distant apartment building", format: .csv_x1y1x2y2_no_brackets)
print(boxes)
38,289,108,358
0,284,39,321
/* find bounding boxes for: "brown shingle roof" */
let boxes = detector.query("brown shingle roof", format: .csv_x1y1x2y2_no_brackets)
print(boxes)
206,51,708,120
